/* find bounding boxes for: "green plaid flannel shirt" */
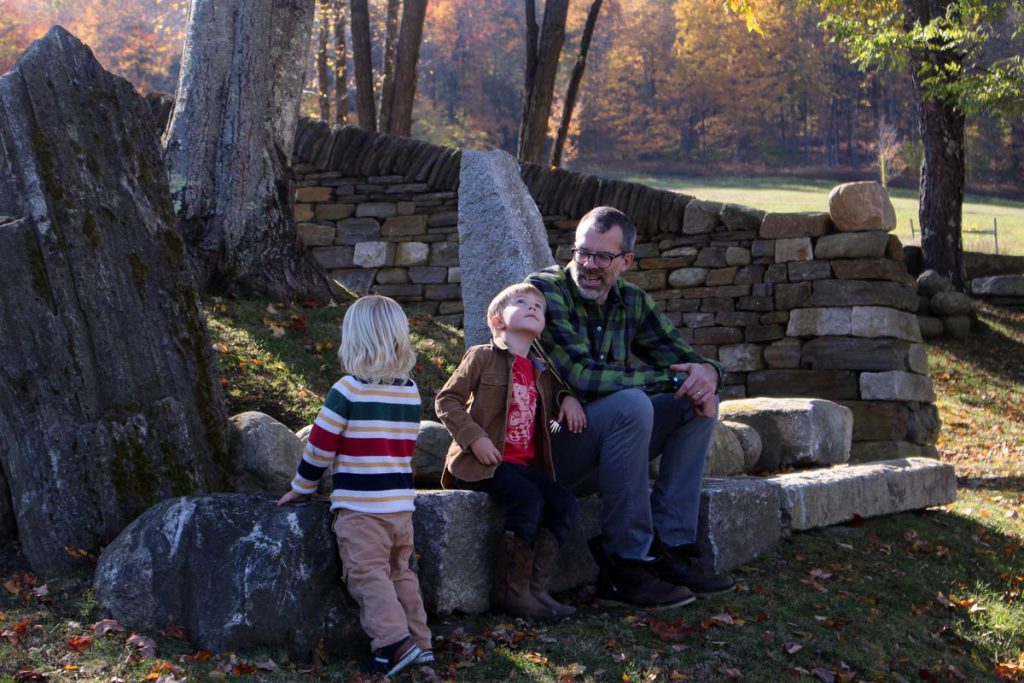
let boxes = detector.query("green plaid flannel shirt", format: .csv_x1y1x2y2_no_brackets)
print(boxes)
526,265,724,401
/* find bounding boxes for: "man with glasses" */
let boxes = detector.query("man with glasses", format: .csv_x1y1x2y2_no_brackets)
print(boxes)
526,205,734,609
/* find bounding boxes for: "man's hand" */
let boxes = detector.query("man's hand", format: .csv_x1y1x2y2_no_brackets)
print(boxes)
670,361,719,413
469,435,502,466
276,489,308,507
556,395,587,433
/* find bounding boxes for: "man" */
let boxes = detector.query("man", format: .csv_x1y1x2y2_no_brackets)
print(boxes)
526,205,734,609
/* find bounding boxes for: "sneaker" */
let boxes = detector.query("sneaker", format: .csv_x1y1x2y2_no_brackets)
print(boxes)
588,536,696,609
657,543,736,595
367,637,422,677
413,649,434,665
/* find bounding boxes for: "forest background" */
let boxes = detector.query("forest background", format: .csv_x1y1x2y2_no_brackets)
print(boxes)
1,0,1023,198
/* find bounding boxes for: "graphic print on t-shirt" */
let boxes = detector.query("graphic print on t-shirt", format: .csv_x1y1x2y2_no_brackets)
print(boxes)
503,355,537,465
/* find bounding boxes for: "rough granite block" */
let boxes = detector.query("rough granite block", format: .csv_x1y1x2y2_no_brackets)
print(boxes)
771,457,956,531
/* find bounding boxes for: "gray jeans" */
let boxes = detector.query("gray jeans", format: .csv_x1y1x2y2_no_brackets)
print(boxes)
550,388,717,560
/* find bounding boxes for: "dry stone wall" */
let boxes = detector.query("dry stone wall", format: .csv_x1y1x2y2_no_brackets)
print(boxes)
290,119,937,462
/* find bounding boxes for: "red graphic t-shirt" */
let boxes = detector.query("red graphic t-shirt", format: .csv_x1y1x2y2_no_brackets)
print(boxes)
502,354,538,466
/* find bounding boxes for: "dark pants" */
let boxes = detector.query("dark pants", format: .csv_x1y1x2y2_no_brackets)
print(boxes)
464,463,577,547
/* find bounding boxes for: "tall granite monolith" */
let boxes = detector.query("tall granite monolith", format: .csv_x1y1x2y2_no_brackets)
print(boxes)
457,150,556,346
0,27,230,574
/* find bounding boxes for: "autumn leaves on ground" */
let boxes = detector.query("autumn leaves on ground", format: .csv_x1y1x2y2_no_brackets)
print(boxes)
0,301,1021,682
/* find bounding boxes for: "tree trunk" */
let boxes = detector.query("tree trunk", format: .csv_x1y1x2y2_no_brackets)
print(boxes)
317,0,331,121
550,0,602,168
334,0,349,125
379,0,401,133
517,0,569,163
389,0,428,136
163,0,330,300
904,0,966,290
349,0,376,131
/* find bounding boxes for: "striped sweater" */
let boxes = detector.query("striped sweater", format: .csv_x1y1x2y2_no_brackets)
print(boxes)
291,375,421,514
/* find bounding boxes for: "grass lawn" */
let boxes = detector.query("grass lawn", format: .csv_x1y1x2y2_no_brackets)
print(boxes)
0,300,1020,682
608,174,1024,257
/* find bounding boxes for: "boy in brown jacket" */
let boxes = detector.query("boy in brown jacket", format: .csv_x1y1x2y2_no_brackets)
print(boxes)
435,283,586,620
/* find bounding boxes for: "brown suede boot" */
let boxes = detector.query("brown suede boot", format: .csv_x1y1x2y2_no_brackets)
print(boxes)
491,531,557,621
530,529,575,618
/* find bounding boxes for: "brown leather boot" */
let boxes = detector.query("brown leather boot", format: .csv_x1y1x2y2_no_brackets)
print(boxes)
491,531,557,621
530,529,575,618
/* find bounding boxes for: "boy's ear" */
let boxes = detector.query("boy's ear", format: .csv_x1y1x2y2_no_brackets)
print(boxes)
489,314,505,332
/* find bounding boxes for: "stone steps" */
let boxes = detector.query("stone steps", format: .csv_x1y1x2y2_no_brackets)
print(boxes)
415,457,956,614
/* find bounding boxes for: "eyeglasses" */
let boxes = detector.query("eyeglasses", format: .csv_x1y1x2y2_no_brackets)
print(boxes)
571,248,629,269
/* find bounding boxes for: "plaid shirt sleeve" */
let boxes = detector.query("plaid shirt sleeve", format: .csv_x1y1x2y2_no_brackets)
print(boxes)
528,269,677,400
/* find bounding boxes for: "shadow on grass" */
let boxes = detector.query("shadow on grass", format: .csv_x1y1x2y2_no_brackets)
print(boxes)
423,503,1023,682
930,305,1024,386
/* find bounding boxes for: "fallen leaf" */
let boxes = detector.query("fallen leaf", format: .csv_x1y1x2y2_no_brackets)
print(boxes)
67,635,92,652
811,667,836,683
783,642,803,655
809,568,832,581
270,324,286,338
232,663,256,675
722,667,741,679
92,619,125,637
254,660,279,672
649,616,693,642
211,343,229,353
13,671,45,681
186,650,215,663
128,633,157,658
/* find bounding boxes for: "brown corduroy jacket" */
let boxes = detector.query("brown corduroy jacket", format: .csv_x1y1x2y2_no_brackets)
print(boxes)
434,337,568,489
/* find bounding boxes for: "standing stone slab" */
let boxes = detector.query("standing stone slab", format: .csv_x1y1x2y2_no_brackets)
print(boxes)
719,398,853,471
94,495,365,659
695,478,781,574
772,458,956,530
458,150,555,346
0,28,230,574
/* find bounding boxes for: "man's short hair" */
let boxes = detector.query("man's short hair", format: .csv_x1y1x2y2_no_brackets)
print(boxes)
578,206,636,252
486,283,545,337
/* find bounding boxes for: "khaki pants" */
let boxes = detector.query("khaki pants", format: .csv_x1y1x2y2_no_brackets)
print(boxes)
333,510,432,652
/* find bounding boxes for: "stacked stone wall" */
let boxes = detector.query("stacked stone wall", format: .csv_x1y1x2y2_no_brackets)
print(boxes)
290,119,937,461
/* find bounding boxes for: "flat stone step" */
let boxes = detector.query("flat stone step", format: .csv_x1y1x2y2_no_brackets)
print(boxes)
413,476,782,614
770,457,956,531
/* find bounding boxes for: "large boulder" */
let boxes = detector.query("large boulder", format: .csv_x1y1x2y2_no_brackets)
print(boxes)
719,398,853,471
457,150,555,346
93,495,365,659
228,412,305,493
413,421,451,488
827,182,897,232
705,423,746,476
0,27,230,574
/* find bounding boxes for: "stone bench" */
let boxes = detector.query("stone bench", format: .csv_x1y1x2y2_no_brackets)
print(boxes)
93,457,955,658
416,456,955,613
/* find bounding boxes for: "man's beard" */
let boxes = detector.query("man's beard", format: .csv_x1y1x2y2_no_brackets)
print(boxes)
570,263,608,301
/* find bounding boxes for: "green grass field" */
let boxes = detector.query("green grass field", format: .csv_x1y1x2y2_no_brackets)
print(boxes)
611,174,1024,256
